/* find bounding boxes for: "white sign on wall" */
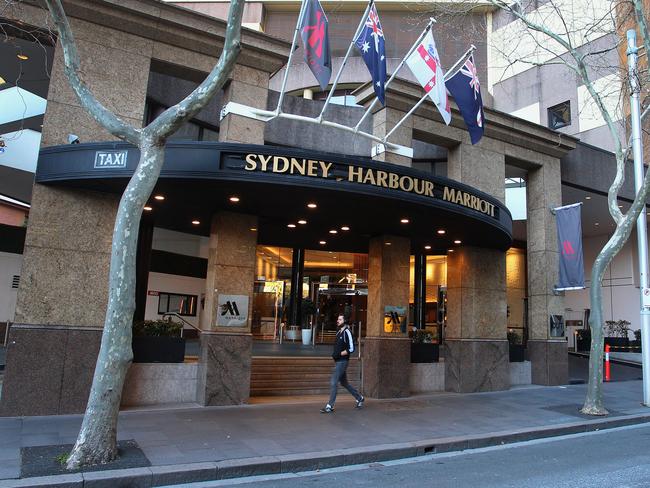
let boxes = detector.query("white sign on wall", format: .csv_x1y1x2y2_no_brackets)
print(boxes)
216,294,249,327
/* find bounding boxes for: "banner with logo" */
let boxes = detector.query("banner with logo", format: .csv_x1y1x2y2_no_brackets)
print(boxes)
216,294,249,327
555,202,585,290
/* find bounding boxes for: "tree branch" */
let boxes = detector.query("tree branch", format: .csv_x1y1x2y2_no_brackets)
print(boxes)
43,0,140,145
145,0,245,142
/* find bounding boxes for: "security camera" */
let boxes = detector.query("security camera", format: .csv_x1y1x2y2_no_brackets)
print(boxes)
67,134,80,144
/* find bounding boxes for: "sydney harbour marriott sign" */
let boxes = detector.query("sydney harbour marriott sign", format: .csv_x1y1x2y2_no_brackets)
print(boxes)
242,153,498,219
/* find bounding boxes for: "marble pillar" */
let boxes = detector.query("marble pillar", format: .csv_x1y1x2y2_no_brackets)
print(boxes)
363,236,411,398
372,107,412,167
527,160,568,385
197,212,258,405
219,64,268,145
444,247,509,393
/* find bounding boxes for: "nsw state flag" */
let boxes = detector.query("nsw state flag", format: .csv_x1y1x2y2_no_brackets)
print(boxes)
300,0,332,91
445,54,485,144
354,4,387,105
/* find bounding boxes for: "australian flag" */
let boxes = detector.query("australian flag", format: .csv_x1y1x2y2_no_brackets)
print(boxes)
354,4,386,105
300,0,332,91
445,54,485,144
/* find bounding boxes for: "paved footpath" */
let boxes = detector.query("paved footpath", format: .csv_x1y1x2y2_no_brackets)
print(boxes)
1,380,649,487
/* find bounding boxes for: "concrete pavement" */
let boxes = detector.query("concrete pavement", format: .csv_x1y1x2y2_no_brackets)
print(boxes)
1,379,649,487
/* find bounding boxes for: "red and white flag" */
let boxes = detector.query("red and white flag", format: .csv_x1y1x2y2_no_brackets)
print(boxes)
405,31,451,125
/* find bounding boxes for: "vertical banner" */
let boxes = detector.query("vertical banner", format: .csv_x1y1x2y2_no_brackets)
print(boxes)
555,202,585,290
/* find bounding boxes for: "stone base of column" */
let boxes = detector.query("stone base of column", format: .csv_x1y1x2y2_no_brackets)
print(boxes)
444,339,509,393
0,324,102,416
197,332,252,406
361,337,410,398
528,340,568,386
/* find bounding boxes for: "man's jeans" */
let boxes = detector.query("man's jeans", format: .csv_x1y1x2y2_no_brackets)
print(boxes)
328,359,361,406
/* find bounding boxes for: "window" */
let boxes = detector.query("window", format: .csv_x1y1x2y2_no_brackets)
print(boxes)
548,101,571,129
158,292,198,316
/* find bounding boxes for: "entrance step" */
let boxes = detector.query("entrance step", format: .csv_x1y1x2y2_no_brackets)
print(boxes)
250,356,360,397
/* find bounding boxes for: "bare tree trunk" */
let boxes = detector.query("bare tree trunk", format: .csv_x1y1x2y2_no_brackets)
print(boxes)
67,141,165,468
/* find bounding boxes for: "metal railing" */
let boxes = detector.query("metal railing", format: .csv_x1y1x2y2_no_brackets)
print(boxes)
161,313,201,339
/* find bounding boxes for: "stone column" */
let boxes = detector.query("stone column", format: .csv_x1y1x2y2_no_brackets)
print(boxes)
372,107,412,167
363,236,411,398
527,160,567,385
445,140,508,393
197,211,258,406
219,64,269,145
445,247,509,392
0,12,152,416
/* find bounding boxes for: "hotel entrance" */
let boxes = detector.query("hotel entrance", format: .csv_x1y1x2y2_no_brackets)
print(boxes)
251,246,368,351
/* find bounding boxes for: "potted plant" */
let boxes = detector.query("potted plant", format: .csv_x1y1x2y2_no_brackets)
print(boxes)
507,330,525,362
605,319,631,351
410,329,439,363
301,298,317,345
132,319,185,363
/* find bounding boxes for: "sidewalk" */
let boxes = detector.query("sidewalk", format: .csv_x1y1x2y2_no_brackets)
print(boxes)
1,380,649,487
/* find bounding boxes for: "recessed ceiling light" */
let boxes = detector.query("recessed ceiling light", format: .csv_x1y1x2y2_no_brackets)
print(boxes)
143,206,152,211
16,54,28,61
585,196,592,200
250,228,257,231
298,220,307,225
288,224,296,228
191,220,200,225
154,195,165,201
424,245,432,250
454,240,462,244
329,229,337,234
437,229,446,235
595,222,600,226
229,196,240,202
618,205,623,208
307,203,317,208
319,240,326,245
328,251,333,254
0,76,5,85
400,218,409,224
448,249,454,253
385,242,392,246
341,226,350,231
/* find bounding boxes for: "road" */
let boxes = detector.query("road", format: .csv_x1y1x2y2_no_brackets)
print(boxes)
173,424,650,488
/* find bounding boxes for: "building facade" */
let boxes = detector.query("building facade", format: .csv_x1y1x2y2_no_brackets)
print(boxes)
5,0,632,417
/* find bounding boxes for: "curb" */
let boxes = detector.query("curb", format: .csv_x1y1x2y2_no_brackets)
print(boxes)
2,413,650,487
569,351,643,368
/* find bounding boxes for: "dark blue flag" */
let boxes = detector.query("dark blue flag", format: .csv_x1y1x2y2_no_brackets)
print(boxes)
555,203,585,290
354,4,386,105
300,0,332,91
445,54,484,144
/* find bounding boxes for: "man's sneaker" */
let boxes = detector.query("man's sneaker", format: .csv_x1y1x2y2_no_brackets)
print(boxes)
355,396,365,409
320,405,334,414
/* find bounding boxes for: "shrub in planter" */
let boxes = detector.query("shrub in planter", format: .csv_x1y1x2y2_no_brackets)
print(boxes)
605,320,631,350
507,330,525,362
410,329,439,363
132,320,185,363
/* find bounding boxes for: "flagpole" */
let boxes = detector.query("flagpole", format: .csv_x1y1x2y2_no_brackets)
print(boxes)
383,44,476,142
354,17,436,132
317,0,373,121
274,0,309,115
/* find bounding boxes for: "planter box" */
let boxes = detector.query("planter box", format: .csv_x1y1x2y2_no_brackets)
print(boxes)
509,344,525,362
411,343,439,363
132,337,185,363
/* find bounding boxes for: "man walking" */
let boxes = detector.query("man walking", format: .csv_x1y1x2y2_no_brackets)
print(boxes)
320,314,364,413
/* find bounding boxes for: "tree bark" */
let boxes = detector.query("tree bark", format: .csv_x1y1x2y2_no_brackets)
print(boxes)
66,141,165,468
